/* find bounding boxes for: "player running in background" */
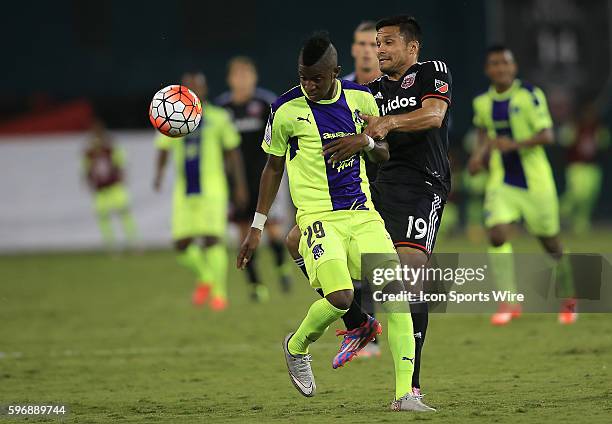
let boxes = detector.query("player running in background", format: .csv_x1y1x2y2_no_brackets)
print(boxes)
216,57,292,301
83,119,138,250
285,21,384,358
154,72,248,311
468,45,576,325
559,102,609,234
237,32,432,412
286,16,450,401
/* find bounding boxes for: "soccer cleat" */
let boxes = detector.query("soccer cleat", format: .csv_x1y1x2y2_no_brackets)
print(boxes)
283,333,316,397
210,296,228,311
356,341,381,358
191,283,211,307
390,392,436,412
332,316,382,369
491,302,522,326
558,298,578,325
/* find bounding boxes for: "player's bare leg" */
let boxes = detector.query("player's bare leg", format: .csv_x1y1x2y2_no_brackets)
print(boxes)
488,224,522,325
239,221,268,302
538,235,577,324
267,221,293,292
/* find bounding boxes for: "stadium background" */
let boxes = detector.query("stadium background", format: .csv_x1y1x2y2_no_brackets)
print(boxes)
1,1,611,423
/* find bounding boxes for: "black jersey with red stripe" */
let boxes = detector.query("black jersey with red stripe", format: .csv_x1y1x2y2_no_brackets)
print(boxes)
367,60,452,197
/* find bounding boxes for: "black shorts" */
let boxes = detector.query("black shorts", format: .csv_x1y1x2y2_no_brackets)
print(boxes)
371,182,446,257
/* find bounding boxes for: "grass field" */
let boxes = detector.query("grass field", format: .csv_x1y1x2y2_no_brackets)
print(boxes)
1,231,611,423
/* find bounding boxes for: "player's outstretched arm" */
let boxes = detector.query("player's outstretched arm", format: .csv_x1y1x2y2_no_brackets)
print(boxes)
361,98,448,139
322,134,389,163
237,154,286,269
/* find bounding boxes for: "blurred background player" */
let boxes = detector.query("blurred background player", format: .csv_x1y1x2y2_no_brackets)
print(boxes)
468,46,576,325
344,21,381,85
83,118,139,250
153,72,248,311
559,102,610,235
215,57,292,301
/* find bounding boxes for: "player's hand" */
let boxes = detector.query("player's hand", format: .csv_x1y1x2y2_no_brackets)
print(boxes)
234,185,249,211
237,228,262,269
360,113,392,140
494,136,519,153
322,134,368,164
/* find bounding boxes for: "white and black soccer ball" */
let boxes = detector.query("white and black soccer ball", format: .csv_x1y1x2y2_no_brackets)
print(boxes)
149,85,202,137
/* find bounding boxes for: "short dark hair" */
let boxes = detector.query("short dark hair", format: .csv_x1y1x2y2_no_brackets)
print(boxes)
301,31,332,66
376,15,422,43
486,44,511,56
355,21,376,33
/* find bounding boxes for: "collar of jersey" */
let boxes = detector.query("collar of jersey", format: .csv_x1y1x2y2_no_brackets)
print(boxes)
488,79,521,100
301,79,342,104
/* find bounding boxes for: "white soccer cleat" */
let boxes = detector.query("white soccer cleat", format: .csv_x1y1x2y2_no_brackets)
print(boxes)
283,333,316,397
390,392,437,412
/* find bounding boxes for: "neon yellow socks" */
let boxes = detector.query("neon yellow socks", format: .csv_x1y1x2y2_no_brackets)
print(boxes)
387,311,415,399
288,298,348,355
204,243,228,299
488,242,516,293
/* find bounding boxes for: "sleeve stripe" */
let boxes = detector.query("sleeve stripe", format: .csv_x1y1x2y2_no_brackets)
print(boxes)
422,94,451,104
428,60,448,73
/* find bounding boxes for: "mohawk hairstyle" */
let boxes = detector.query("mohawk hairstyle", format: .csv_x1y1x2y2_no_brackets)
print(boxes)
301,31,332,66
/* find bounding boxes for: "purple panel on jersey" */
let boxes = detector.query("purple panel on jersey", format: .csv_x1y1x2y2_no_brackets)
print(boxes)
184,129,202,195
307,91,368,211
271,86,303,113
340,79,371,93
492,99,528,189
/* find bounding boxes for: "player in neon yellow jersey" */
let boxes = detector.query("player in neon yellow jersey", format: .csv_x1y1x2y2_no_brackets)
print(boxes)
237,32,433,412
469,45,576,325
154,72,248,311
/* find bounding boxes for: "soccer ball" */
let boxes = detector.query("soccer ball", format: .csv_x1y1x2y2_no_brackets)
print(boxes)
149,85,202,137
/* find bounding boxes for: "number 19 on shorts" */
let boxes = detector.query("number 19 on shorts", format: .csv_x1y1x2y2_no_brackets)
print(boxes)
406,215,428,239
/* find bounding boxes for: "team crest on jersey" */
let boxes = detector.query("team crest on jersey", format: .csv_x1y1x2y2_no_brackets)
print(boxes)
312,244,325,260
435,79,449,94
401,72,417,89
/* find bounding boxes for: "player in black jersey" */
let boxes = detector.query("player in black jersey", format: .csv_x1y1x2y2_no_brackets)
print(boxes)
216,57,293,300
285,16,450,406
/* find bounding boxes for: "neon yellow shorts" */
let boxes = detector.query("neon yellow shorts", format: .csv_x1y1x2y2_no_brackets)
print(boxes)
484,183,559,237
95,184,130,215
298,210,398,295
172,195,227,240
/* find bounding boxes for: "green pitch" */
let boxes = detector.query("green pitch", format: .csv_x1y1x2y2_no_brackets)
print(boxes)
1,231,611,423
